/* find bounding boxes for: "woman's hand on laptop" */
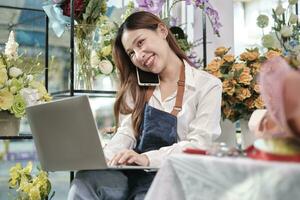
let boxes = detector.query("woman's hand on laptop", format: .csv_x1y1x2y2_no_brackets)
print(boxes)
108,150,149,166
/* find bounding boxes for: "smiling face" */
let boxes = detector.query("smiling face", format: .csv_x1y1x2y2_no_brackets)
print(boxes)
121,24,170,74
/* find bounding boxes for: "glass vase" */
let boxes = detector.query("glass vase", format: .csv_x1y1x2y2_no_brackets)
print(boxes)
0,112,20,136
239,119,255,149
74,24,96,90
93,72,119,91
217,119,237,148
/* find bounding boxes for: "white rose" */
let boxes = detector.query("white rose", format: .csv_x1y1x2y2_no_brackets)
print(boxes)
90,50,100,68
275,4,286,16
262,34,276,48
98,60,113,75
280,25,293,38
289,13,298,24
20,88,40,106
26,75,33,82
9,67,23,78
4,31,19,60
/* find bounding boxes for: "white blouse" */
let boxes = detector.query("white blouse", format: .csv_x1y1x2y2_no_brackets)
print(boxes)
104,61,222,167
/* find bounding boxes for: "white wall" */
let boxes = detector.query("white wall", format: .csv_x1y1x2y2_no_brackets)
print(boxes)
194,0,234,65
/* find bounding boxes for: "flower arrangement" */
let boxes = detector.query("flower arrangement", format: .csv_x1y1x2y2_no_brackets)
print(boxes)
206,47,267,122
256,0,300,69
0,31,51,118
43,0,109,90
8,161,54,200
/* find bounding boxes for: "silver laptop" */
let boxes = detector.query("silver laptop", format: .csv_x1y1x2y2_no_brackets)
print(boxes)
26,95,157,172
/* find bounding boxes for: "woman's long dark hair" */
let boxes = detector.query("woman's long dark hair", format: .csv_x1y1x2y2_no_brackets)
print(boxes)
113,11,193,137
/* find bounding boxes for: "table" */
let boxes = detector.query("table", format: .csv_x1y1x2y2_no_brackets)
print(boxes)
145,154,300,200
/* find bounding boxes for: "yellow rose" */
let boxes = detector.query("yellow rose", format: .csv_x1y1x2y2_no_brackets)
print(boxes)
0,68,8,87
240,51,259,61
223,54,235,63
236,88,251,101
8,163,22,188
19,175,31,193
238,67,253,85
223,79,236,96
265,50,282,59
253,84,260,93
101,44,112,57
254,96,265,109
0,89,14,110
29,186,41,200
21,161,33,175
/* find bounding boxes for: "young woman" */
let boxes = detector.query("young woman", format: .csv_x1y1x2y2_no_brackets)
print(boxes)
68,11,222,200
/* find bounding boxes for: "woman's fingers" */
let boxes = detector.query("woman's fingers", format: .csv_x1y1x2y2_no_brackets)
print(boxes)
108,151,125,166
118,150,136,164
108,150,149,166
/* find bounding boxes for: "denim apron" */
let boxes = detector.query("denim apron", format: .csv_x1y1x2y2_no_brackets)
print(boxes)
126,64,186,199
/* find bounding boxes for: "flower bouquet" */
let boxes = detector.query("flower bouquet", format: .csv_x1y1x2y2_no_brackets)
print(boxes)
43,0,108,90
8,161,54,200
0,31,51,119
256,0,300,69
206,47,265,122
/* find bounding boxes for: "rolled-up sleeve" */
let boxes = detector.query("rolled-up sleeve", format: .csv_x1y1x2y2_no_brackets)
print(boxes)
103,114,136,160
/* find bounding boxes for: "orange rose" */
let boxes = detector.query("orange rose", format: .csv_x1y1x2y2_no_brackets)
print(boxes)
254,96,265,109
206,59,222,78
265,50,282,59
240,51,259,61
223,79,236,96
250,62,261,74
238,67,253,85
214,47,229,57
253,84,260,93
223,54,235,63
232,63,246,71
236,88,251,101
207,59,221,72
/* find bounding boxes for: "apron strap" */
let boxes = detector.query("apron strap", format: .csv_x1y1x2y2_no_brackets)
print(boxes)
145,63,185,117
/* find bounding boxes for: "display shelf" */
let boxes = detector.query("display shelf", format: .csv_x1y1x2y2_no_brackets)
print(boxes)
50,90,117,98
0,135,33,140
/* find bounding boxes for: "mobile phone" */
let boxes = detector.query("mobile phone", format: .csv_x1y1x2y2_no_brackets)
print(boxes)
136,68,160,86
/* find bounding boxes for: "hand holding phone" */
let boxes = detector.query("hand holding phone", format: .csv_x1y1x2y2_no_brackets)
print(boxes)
136,68,160,86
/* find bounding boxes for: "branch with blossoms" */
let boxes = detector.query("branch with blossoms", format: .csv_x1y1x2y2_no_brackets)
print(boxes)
136,0,222,37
